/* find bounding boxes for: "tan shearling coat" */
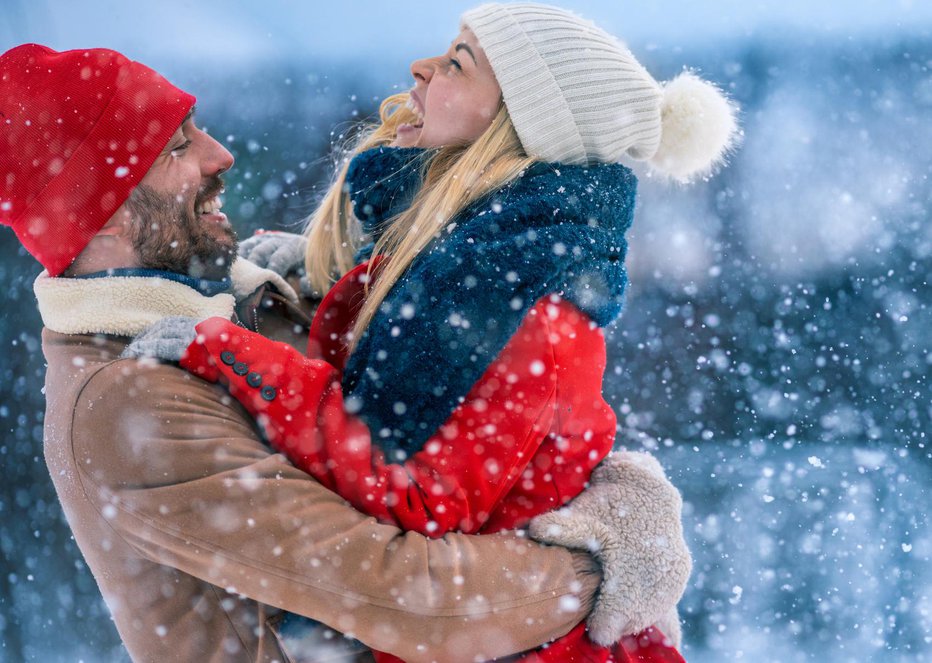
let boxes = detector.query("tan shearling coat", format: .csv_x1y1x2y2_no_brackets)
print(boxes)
37,260,602,663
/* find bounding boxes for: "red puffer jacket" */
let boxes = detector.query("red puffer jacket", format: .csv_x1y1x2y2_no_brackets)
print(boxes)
181,259,684,663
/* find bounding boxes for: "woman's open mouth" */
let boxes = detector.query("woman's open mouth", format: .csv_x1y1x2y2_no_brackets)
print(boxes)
401,98,424,130
400,95,425,132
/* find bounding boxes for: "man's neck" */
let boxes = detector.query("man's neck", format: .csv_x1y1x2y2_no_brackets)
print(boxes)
63,233,141,277
74,267,232,297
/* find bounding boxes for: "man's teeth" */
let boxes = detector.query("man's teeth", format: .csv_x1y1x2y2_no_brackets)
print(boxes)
197,196,223,214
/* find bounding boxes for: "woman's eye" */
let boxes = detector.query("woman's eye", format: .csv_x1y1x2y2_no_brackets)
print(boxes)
448,57,462,71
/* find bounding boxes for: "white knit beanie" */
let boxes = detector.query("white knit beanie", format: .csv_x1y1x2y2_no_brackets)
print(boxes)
461,2,740,181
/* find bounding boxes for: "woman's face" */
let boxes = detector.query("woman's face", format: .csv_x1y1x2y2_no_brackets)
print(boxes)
392,28,502,148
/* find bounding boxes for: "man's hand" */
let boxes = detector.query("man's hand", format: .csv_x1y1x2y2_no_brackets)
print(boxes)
528,451,691,648
238,231,308,279
121,316,199,362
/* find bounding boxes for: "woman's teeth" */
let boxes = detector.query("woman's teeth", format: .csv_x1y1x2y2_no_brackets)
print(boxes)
197,196,223,215
405,99,425,127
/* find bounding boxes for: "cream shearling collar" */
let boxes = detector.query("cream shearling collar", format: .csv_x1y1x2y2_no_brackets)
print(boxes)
34,258,297,337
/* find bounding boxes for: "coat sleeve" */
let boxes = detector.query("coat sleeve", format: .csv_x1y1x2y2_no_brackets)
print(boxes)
182,304,560,536
71,360,600,663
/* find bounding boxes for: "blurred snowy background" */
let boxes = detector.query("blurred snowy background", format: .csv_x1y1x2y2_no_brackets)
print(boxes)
1,1,930,661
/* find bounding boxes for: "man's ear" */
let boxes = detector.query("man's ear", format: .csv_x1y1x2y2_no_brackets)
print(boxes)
63,203,139,277
95,206,134,238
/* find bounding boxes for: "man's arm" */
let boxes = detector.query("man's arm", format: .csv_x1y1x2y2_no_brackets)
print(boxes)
71,360,599,662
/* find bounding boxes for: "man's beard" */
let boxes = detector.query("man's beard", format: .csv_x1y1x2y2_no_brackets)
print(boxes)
125,178,238,281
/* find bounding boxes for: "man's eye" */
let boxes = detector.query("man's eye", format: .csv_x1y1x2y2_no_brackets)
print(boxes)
171,140,192,156
448,57,462,71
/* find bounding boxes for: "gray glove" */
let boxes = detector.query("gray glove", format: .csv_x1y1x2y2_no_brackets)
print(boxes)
528,451,692,648
121,316,199,362
238,231,308,279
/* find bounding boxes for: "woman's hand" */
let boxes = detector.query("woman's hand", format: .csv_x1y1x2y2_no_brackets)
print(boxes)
238,231,308,278
528,450,692,648
123,316,223,384
121,316,199,362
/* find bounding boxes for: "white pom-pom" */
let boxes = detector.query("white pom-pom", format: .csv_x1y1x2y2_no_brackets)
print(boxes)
649,71,740,183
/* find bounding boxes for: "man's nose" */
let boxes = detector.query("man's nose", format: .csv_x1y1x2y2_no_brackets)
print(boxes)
201,134,235,176
410,56,439,84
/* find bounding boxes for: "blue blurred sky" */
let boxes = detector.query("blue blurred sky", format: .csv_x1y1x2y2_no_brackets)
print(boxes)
3,0,932,70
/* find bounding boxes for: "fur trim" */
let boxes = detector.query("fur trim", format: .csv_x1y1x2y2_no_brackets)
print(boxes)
230,257,298,304
34,271,236,337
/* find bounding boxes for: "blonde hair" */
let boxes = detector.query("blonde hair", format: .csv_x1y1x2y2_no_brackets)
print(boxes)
304,92,536,352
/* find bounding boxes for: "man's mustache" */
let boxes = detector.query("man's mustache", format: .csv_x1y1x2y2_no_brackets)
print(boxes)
195,176,225,206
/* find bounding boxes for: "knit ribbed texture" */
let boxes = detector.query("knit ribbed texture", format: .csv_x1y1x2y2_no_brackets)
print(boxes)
462,3,663,165
343,146,637,456
0,44,195,276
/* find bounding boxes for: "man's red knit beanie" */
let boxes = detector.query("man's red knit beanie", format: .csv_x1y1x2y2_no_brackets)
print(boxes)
0,44,195,276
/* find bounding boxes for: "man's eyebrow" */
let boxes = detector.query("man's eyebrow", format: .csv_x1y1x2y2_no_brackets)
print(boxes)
165,106,196,151
455,44,477,64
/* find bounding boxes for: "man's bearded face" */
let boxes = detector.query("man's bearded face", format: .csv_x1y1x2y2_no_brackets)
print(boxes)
125,176,238,281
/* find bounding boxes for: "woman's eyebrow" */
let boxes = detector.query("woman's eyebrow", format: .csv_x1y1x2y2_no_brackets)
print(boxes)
455,43,477,64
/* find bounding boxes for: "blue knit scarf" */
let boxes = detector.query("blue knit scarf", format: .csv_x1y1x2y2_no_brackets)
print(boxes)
342,147,637,458
75,267,232,297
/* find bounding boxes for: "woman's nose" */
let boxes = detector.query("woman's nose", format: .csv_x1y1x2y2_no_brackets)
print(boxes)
410,56,438,84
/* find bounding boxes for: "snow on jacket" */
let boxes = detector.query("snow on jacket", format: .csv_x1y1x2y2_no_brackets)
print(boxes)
35,259,604,663
180,151,684,661
185,261,617,536
343,147,636,456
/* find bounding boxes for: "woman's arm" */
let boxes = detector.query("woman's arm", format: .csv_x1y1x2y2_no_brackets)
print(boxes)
182,306,559,536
